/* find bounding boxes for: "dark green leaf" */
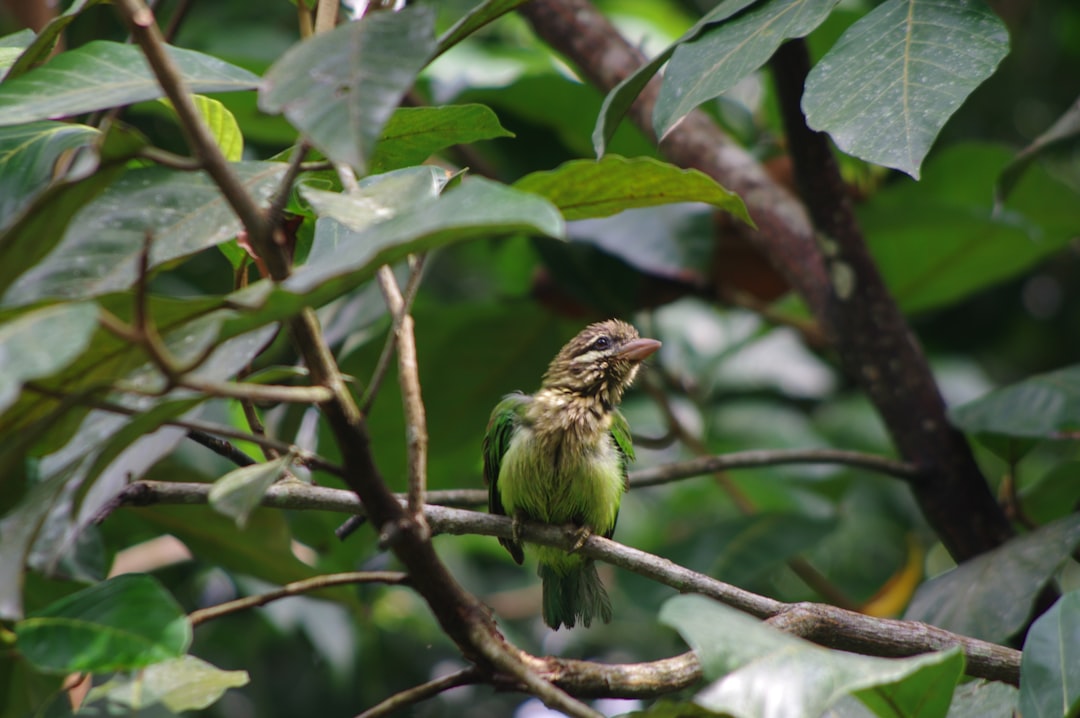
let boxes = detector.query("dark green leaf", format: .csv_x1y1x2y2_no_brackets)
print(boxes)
15,574,190,673
711,513,835,586
0,302,99,414
260,5,437,173
3,0,108,81
512,155,751,223
0,649,65,718
950,363,1080,441
84,655,249,712
946,680,1017,718
1019,591,1080,718
904,515,1080,643
655,0,838,140
661,594,963,717
0,41,260,126
0,471,71,619
2,162,287,307
0,121,99,225
370,104,513,174
593,0,760,156
996,96,1080,205
436,0,532,57
803,0,1009,178
285,177,564,298
209,456,292,528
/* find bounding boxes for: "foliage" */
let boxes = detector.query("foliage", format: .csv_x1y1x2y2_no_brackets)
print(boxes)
0,0,1078,716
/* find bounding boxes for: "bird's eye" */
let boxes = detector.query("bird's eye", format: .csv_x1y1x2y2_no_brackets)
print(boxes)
591,335,611,351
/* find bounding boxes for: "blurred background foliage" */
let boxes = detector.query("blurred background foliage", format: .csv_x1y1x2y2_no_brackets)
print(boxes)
1,0,1079,715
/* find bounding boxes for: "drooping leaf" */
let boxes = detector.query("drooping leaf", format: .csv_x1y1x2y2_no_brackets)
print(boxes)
2,162,287,307
949,363,1080,442
436,0,532,57
514,154,751,223
661,594,964,717
15,574,190,673
285,177,564,299
0,41,260,126
260,5,437,173
654,0,838,140
370,104,513,173
803,0,1009,178
84,655,249,713
1019,591,1080,718
996,95,1080,205
0,121,100,225
3,0,108,81
904,515,1080,644
0,302,99,414
593,0,761,156
209,456,292,528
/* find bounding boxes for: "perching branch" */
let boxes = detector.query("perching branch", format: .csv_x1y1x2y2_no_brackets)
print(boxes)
109,480,1022,686
356,667,482,718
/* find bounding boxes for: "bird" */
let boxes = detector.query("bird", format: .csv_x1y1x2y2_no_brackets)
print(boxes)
483,319,661,629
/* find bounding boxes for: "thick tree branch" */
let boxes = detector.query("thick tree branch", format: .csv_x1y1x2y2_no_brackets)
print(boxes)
518,0,1014,561
111,480,1022,686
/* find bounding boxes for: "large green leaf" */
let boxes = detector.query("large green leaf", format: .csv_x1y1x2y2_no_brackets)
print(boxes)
592,0,760,156
803,0,1009,178
370,104,513,174
3,0,107,81
260,5,437,173
435,0,532,57
0,121,99,225
654,0,838,140
904,515,1080,644
946,680,1018,718
860,144,1077,314
996,96,1080,205
949,363,1080,441
512,155,751,223
661,594,964,717
0,302,99,414
285,177,564,298
0,41,260,126
84,655,248,713
299,165,448,233
1019,591,1080,718
2,162,287,307
15,574,190,673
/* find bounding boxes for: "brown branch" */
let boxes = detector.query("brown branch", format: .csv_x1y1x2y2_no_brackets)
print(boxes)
111,481,1022,686
517,0,1014,562
356,667,482,718
189,571,409,626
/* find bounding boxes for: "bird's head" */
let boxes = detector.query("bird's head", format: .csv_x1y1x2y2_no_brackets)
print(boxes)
541,319,661,408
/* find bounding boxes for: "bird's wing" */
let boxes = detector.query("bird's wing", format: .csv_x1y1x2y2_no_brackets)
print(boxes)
606,409,635,539
484,392,529,564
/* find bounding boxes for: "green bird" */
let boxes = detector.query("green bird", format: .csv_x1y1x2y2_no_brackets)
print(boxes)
484,319,661,629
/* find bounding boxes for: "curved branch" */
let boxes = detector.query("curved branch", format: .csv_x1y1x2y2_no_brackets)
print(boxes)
356,667,482,718
111,480,1022,686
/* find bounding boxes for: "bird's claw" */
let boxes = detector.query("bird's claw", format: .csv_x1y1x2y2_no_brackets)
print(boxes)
568,525,592,553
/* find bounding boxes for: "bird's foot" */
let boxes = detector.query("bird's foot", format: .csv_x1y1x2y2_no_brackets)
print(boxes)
567,525,592,553
511,512,525,544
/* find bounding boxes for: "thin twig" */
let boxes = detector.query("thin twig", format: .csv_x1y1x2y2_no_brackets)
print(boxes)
189,571,409,626
186,430,258,469
268,142,311,225
356,667,482,718
136,145,205,171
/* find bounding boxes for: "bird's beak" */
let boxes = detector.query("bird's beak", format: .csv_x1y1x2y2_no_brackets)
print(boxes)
616,338,661,361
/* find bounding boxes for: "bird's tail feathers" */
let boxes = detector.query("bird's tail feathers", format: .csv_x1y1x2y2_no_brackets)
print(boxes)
539,560,612,630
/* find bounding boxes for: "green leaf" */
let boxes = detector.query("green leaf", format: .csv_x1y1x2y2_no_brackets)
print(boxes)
996,96,1080,205
904,515,1080,644
0,124,147,303
0,302,99,414
84,655,249,712
160,95,244,161
860,144,1077,314
949,363,1080,441
655,0,838,140
435,0,532,57
3,0,108,81
0,41,260,126
513,155,751,223
661,594,964,717
260,5,437,173
802,0,1009,179
0,121,99,225
300,165,448,233
1019,591,1080,718
370,104,513,173
946,680,1017,718
0,470,71,620
0,29,35,79
592,0,759,156
285,177,564,298
710,513,835,586
209,456,292,529
15,574,190,673
2,162,287,307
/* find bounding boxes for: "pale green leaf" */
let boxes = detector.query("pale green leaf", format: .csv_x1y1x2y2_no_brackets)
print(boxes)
85,655,248,712
209,456,292,528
